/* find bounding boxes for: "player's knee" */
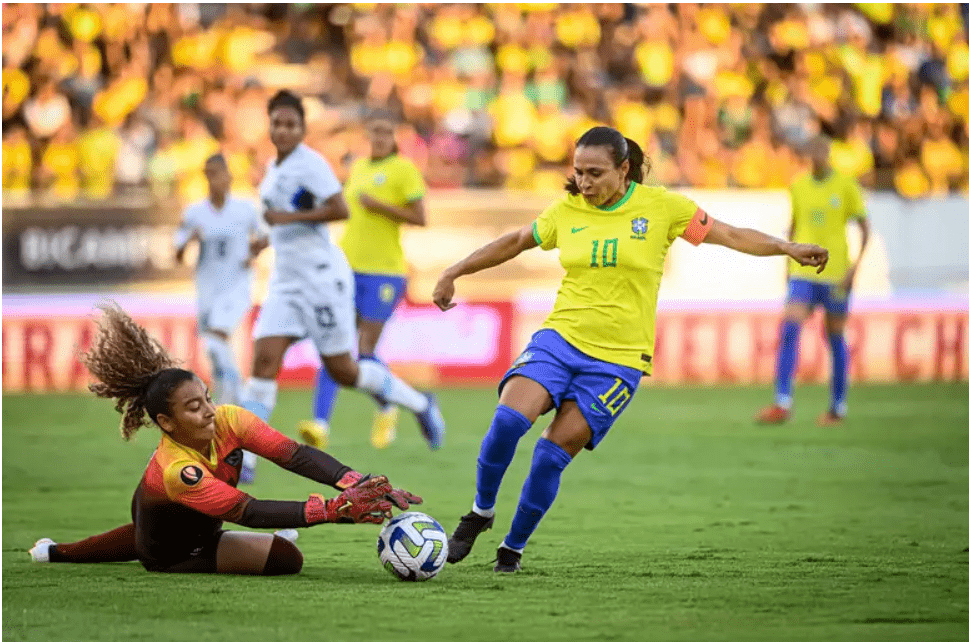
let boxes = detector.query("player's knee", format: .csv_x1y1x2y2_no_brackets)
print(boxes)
251,352,281,379
263,536,303,576
324,357,358,387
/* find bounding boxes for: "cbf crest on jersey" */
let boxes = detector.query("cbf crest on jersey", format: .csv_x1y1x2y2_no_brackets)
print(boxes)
373,173,387,186
630,217,648,240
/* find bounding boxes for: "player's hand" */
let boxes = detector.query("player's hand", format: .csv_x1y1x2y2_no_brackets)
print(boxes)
432,273,457,311
264,210,288,225
306,475,394,525
386,487,423,510
787,243,829,274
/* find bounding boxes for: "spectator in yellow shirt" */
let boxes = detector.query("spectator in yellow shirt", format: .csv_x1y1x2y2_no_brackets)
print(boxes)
830,119,875,184
38,123,80,199
920,119,964,194
2,125,33,195
78,114,120,198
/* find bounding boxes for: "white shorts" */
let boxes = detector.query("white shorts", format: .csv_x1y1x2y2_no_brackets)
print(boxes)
252,256,355,357
199,284,251,335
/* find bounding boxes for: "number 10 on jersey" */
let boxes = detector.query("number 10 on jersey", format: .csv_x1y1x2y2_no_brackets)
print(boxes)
590,238,618,268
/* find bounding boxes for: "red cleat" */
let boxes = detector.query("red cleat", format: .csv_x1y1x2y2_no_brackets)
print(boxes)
817,410,844,427
755,404,790,424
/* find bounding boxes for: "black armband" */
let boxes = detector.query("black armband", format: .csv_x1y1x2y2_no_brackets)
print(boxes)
237,499,308,529
280,444,353,488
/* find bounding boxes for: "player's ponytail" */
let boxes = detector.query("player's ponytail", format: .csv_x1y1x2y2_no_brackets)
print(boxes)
565,126,651,195
80,303,194,440
623,137,649,185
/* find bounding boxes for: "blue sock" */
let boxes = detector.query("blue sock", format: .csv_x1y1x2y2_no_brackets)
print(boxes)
775,320,801,408
828,333,848,415
504,438,573,552
474,405,534,511
313,369,339,423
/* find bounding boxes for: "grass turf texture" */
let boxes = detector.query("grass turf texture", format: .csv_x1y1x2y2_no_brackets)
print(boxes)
3,384,968,642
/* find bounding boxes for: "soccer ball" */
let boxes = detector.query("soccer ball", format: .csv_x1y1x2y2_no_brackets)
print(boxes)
377,511,449,581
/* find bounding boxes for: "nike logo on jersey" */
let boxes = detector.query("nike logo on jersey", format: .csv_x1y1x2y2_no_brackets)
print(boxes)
589,402,606,416
571,226,589,233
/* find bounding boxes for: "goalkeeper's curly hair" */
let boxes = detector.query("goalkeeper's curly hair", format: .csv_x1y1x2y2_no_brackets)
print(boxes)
80,303,195,440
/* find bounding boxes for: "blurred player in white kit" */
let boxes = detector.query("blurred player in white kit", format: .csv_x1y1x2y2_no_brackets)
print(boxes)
175,153,268,407
238,90,445,483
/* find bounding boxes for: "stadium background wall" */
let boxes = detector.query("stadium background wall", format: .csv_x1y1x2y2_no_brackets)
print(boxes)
2,304,966,392
2,190,966,392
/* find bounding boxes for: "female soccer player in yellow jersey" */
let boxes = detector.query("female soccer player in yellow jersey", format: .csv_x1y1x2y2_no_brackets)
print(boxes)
28,304,420,575
756,136,870,427
432,126,829,573
303,109,432,450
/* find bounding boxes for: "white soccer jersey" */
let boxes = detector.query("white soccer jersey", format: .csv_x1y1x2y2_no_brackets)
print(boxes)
175,195,265,331
258,143,342,291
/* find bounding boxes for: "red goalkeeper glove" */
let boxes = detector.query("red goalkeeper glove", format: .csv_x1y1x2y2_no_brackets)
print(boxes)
335,471,423,510
305,475,394,525
386,487,423,510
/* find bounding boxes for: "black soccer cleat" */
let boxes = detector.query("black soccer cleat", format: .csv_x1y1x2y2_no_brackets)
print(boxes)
446,511,495,563
494,546,522,573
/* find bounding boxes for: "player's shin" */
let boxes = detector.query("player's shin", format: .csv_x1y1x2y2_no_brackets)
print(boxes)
241,377,277,421
313,368,339,423
46,523,137,563
354,358,427,412
503,438,573,552
775,320,802,409
204,334,241,405
828,333,848,416
474,405,534,515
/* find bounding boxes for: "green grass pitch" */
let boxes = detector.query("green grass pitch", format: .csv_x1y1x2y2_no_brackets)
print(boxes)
3,383,968,641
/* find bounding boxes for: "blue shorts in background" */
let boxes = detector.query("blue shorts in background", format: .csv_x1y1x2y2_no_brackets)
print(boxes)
499,329,644,450
787,278,850,315
354,273,407,322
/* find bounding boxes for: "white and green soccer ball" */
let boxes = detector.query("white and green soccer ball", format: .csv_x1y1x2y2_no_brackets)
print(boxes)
377,511,449,581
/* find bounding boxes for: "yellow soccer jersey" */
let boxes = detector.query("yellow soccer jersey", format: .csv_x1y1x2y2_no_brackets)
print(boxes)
789,170,867,283
341,154,426,276
533,182,712,374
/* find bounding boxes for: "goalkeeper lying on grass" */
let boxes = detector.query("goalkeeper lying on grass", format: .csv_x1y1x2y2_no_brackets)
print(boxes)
28,303,421,575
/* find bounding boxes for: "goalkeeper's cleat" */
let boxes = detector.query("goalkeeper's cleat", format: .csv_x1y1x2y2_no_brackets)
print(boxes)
298,419,329,450
494,546,522,573
446,511,494,563
414,393,445,450
29,538,56,562
274,529,299,543
370,405,399,449
817,409,844,427
755,404,790,425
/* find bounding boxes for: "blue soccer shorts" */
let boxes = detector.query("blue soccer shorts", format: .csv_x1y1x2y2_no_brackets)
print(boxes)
499,329,644,450
354,273,407,323
786,278,850,315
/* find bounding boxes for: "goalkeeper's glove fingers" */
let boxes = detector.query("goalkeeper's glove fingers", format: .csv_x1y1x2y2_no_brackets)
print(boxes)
386,488,423,510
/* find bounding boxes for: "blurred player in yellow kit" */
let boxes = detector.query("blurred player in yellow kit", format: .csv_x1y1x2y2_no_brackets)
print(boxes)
757,136,870,426
302,109,433,450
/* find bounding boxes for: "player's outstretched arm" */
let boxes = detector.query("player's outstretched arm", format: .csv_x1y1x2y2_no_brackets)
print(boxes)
433,224,538,310
702,218,829,274
265,193,350,225
233,406,423,510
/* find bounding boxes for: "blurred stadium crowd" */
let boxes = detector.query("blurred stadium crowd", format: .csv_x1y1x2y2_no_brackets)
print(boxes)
2,3,968,204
